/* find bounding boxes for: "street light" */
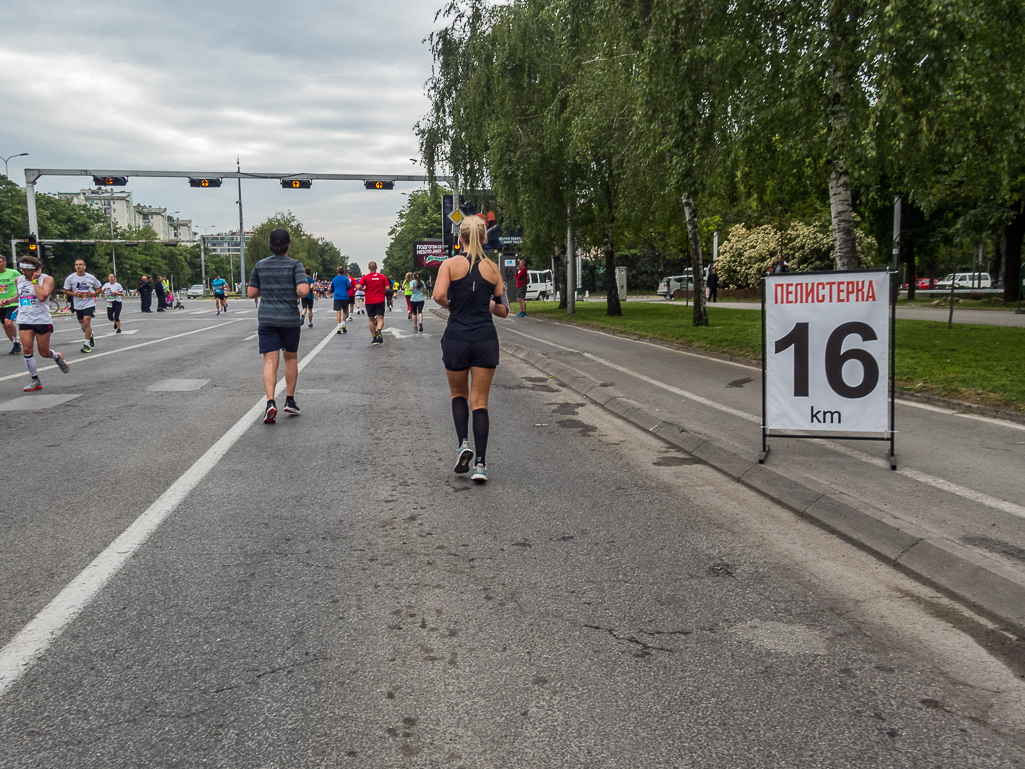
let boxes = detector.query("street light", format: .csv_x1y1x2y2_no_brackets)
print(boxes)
2,153,28,178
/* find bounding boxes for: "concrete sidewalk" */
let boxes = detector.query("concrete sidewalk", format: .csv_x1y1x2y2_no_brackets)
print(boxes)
472,311,1025,638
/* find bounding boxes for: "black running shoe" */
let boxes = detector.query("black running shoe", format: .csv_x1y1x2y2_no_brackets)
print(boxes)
263,401,277,424
89,335,95,348
283,398,301,415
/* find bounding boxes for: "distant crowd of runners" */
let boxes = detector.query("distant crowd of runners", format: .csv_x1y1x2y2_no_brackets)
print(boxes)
0,216,509,483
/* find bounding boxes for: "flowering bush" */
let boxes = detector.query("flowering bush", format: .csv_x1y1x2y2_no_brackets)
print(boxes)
716,218,876,289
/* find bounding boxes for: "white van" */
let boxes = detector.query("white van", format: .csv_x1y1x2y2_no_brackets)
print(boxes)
935,272,992,289
526,269,554,300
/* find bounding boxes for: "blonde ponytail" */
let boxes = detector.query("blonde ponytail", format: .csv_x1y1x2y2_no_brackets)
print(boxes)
459,216,489,267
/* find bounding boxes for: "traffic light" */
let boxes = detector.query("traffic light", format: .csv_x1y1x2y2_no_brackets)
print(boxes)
282,179,312,189
189,177,222,188
92,176,128,186
40,243,53,259
364,180,395,190
27,234,37,254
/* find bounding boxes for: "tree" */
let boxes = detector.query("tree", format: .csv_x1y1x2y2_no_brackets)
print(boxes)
383,188,446,277
245,212,346,279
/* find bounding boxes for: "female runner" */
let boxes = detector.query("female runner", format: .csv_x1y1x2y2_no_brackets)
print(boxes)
432,216,509,482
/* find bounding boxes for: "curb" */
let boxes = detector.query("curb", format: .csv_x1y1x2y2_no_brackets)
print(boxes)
499,337,1025,639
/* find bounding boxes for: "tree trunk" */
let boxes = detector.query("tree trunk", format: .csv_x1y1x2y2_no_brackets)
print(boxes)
905,237,916,300
683,194,708,326
604,182,621,317
604,225,621,316
1002,203,1024,304
828,163,859,270
554,243,568,309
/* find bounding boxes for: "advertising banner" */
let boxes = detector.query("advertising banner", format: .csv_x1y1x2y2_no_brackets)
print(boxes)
414,241,447,269
765,270,891,434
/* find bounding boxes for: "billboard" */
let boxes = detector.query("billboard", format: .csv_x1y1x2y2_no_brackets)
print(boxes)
414,240,447,269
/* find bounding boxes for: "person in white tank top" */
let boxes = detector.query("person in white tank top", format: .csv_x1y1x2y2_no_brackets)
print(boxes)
9,256,70,391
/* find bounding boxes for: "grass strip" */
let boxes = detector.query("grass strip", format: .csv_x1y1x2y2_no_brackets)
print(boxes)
527,301,1025,412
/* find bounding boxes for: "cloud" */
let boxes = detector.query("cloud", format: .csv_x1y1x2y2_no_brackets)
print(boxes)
2,0,449,271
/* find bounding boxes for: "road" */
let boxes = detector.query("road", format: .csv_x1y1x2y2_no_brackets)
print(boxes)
1,298,1023,767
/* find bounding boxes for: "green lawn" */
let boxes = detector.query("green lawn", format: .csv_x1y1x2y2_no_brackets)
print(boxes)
527,301,1025,412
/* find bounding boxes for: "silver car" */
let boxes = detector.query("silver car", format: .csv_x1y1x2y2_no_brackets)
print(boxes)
186,284,207,298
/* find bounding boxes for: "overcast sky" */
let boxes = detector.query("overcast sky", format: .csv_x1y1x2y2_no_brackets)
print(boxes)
1,0,450,272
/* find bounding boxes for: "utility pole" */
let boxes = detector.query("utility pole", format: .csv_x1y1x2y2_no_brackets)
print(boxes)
237,158,246,295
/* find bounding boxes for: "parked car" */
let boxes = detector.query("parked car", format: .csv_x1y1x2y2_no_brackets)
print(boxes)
525,269,554,300
186,284,207,298
935,272,992,289
658,270,693,298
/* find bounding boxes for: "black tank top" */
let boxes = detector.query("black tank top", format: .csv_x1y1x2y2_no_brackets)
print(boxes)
443,259,498,342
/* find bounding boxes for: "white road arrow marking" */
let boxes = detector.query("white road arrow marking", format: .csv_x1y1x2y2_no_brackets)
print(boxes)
383,327,430,339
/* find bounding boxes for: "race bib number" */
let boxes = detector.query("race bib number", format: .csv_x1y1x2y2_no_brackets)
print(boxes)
19,295,37,307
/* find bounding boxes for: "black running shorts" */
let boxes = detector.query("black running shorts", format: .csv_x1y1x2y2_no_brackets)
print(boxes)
1,306,16,322
258,325,301,354
106,302,122,322
333,299,350,312
441,336,500,371
366,302,386,318
75,307,95,320
410,300,424,315
18,323,53,335
301,296,315,309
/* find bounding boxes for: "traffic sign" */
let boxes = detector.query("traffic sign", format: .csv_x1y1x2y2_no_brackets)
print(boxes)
448,209,464,225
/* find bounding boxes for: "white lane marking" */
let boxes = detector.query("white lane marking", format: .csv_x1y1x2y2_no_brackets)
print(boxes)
383,327,430,339
0,394,82,411
0,326,338,700
504,327,1025,520
899,398,1025,433
52,324,137,336
0,320,243,383
244,333,258,341
146,379,209,392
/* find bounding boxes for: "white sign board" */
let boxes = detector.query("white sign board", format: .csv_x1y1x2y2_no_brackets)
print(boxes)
766,271,890,433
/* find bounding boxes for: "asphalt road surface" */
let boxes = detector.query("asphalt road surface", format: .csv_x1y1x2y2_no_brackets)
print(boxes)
1,299,1023,767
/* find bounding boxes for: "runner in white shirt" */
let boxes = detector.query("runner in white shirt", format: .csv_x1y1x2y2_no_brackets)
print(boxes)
102,273,125,334
6,256,70,391
63,259,102,353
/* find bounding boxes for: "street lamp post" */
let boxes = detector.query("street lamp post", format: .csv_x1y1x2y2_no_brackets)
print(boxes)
2,153,28,178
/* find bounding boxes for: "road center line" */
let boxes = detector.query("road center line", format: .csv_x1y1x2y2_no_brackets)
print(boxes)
503,326,1025,520
0,326,338,700
0,320,244,383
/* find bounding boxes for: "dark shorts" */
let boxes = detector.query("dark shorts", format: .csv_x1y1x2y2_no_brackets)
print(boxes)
366,302,386,318
411,300,424,315
441,335,500,371
75,307,95,320
107,302,122,322
214,292,226,300
517,285,528,300
333,299,350,312
258,325,301,355
19,323,53,335
1,306,16,322
301,296,315,309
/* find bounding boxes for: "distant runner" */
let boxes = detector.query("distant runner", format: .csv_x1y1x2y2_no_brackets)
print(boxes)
409,273,426,333
63,259,102,353
358,262,389,345
212,274,228,314
8,256,70,391
0,255,21,354
101,273,125,333
331,266,352,334
299,267,315,328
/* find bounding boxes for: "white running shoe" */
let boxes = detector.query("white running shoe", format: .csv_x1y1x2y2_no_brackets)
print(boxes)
471,463,487,483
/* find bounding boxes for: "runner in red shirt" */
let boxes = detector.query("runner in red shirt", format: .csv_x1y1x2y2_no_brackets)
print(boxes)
358,262,390,345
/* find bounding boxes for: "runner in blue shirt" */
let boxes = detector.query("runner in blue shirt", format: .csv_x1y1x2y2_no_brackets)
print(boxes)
331,267,352,334
211,274,228,315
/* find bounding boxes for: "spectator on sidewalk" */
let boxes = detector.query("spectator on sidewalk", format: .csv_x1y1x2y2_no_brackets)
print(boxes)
138,276,153,312
707,264,719,303
515,259,529,317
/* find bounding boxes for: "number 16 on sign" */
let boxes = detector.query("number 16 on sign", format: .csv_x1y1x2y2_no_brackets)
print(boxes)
761,270,896,469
